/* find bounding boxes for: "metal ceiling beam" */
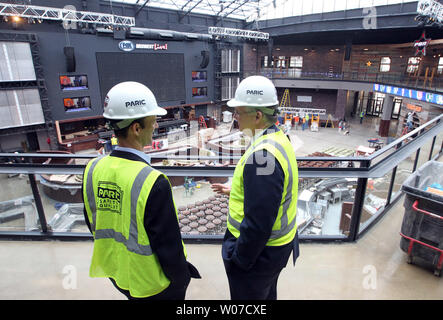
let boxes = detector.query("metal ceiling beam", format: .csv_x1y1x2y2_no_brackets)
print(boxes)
134,0,150,17
222,0,249,18
216,0,235,17
178,0,204,21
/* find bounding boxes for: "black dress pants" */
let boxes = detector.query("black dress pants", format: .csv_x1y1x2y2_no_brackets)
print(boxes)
223,260,283,300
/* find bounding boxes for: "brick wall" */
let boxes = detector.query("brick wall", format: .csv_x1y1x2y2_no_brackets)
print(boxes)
246,42,442,78
276,87,339,117
251,44,345,75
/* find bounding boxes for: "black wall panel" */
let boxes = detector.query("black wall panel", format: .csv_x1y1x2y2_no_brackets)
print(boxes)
96,52,186,103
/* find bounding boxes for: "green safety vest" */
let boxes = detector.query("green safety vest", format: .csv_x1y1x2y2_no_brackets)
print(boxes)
227,129,298,246
83,155,186,298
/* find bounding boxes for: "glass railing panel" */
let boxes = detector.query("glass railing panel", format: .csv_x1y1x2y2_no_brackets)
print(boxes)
359,171,392,232
37,170,89,233
391,156,415,200
0,173,40,232
298,177,357,237
171,175,230,236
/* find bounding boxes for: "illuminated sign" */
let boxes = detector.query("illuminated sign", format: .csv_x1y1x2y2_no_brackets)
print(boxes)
373,83,443,105
414,31,431,56
406,103,423,112
118,41,168,51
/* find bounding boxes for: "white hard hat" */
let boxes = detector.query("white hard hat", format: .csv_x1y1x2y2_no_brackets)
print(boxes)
227,75,278,108
103,81,166,127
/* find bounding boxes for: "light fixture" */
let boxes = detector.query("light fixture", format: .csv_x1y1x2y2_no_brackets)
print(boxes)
12,16,20,23
335,48,339,51
275,47,280,51
304,48,308,51
363,48,369,51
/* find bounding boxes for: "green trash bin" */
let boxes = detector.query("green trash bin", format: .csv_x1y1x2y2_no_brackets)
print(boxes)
400,160,443,277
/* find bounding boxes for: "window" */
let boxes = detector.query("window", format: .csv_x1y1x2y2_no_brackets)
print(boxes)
192,87,207,98
221,49,240,73
289,56,303,77
261,56,274,68
276,56,286,68
290,56,303,68
192,71,207,82
64,96,91,113
407,57,421,74
438,57,443,75
60,75,88,91
380,57,391,72
222,77,239,101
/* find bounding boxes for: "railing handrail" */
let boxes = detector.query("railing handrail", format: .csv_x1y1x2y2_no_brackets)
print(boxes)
250,69,443,93
368,113,443,161
0,114,441,179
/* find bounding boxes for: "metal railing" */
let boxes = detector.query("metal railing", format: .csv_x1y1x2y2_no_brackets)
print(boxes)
0,114,441,243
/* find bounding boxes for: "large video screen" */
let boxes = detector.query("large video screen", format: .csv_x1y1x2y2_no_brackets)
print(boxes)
96,52,185,104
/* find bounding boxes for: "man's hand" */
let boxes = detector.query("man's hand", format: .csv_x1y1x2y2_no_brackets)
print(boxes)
210,183,231,196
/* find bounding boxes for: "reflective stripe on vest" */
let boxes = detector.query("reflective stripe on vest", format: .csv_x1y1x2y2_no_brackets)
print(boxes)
227,138,296,240
85,161,154,256
227,130,298,246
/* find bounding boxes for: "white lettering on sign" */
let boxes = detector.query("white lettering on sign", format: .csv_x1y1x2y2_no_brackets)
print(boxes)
135,43,168,50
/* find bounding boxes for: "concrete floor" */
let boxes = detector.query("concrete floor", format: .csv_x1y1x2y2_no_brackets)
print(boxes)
0,115,442,300
0,192,442,300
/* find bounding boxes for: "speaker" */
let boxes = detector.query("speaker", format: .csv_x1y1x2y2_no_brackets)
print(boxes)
64,46,76,72
344,43,352,61
200,50,209,68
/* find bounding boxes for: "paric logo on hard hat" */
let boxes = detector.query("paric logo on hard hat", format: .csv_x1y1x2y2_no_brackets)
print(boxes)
125,99,146,108
246,90,264,95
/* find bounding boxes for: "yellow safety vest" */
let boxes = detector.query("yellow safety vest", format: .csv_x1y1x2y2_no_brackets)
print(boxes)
227,129,298,246
83,155,186,298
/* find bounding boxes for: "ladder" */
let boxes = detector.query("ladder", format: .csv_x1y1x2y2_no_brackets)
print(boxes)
279,89,291,109
325,114,335,128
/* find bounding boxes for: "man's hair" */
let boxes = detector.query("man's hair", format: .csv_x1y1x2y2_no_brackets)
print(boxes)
109,118,145,139
255,106,279,125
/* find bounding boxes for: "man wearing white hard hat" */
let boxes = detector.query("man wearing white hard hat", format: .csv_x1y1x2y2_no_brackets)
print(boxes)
83,81,200,300
211,76,299,300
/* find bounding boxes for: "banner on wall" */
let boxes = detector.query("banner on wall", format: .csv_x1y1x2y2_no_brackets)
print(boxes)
373,83,443,106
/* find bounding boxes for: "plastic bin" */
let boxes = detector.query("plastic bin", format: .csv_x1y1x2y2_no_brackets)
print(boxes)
400,160,443,277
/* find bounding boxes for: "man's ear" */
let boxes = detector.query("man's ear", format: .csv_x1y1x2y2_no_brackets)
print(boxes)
256,110,263,121
129,122,140,136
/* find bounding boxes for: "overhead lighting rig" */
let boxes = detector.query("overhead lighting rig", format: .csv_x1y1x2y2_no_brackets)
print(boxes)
416,0,443,28
0,2,135,28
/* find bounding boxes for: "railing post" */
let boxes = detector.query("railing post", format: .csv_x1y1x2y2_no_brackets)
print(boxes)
348,160,370,242
413,148,421,172
28,174,48,233
386,166,397,205
428,135,436,161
